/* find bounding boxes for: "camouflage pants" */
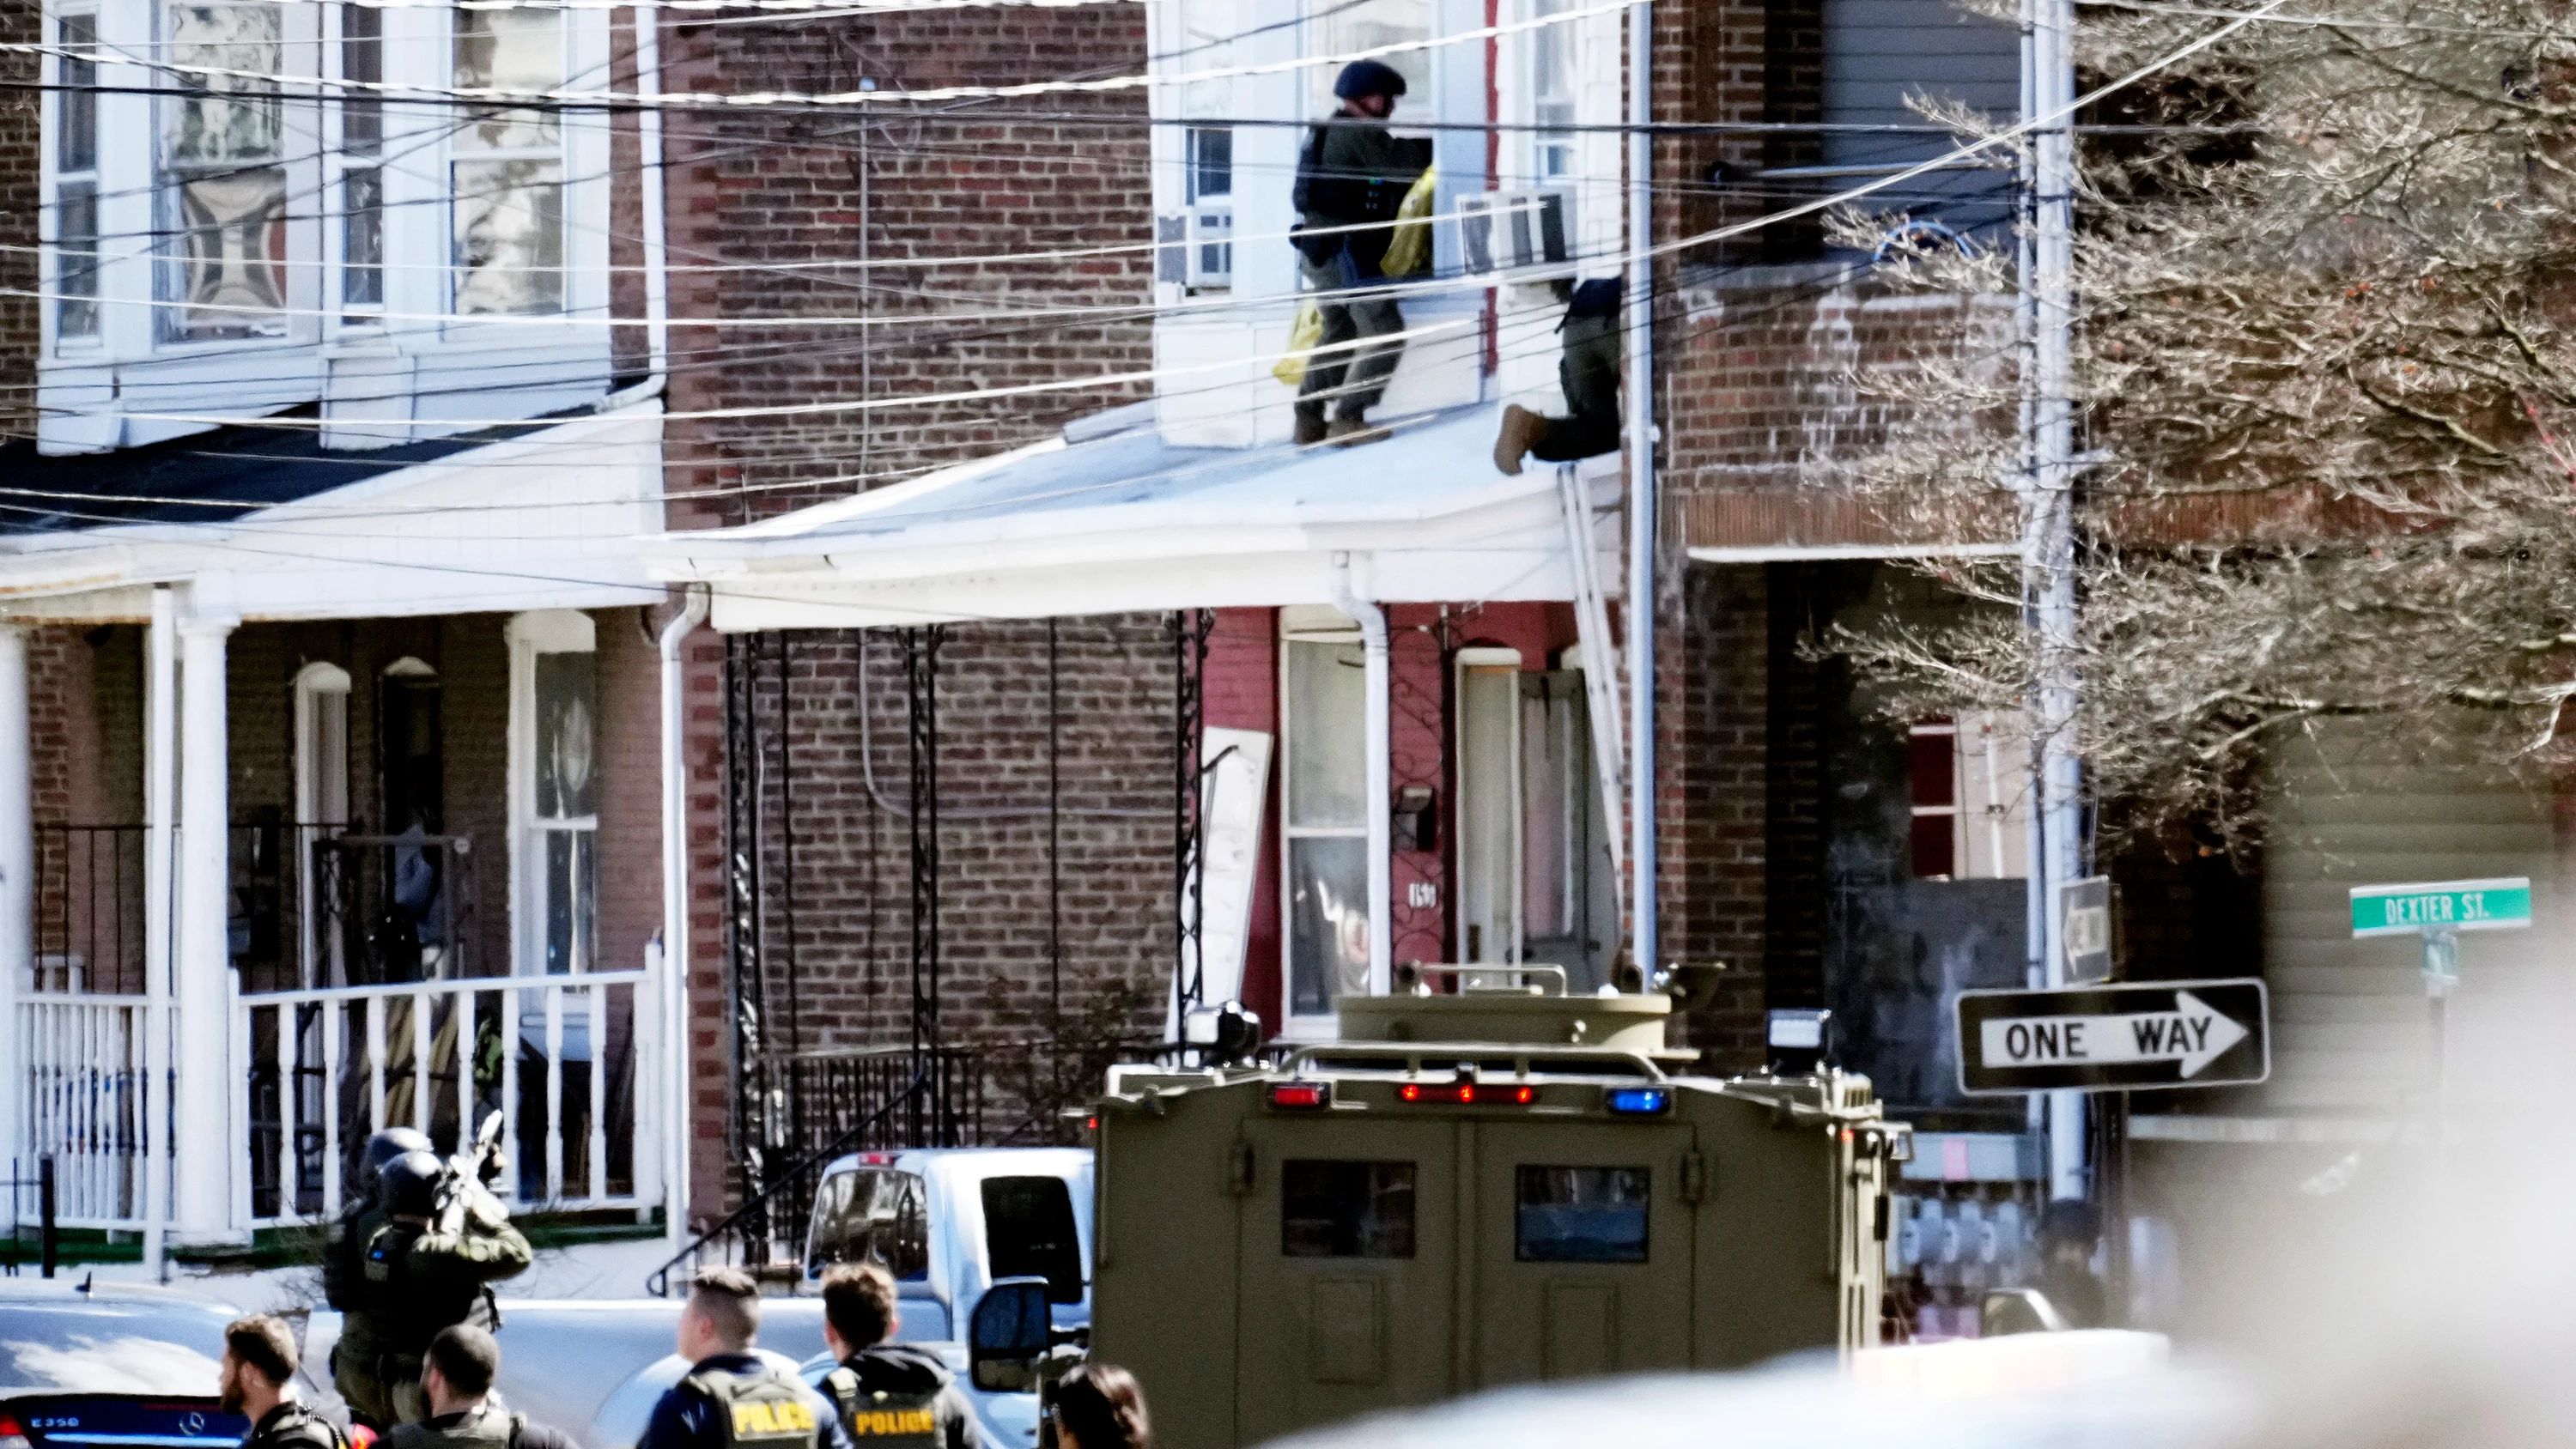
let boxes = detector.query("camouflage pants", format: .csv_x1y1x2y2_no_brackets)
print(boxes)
335,1347,428,1430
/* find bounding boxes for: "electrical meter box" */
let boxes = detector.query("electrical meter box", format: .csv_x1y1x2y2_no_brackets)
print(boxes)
1086,978,1905,1447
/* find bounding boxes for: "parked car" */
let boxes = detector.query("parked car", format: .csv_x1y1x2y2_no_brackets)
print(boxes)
0,1278,249,1449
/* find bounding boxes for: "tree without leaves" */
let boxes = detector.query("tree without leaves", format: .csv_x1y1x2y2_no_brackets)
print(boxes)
1814,0,2576,849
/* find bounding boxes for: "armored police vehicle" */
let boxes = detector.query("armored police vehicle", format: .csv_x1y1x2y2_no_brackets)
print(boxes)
1076,973,1905,1448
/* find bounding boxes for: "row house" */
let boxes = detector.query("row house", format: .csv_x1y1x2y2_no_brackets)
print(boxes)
0,0,685,1261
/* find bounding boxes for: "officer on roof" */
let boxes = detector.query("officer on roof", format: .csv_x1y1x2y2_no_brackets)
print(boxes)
338,1149,533,1430
221,1314,345,1449
638,1268,855,1449
1290,58,1434,450
817,1264,981,1449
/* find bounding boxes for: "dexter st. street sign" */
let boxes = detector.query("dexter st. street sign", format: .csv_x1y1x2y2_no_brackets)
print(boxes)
1955,978,2270,1095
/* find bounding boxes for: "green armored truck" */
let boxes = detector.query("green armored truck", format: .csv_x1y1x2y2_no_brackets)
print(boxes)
1080,974,1907,1447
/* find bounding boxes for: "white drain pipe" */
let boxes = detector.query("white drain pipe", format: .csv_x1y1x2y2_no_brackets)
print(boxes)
1329,555,1392,996
657,585,708,1254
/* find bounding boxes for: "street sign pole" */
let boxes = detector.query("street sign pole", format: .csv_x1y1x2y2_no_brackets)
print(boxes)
2348,878,2530,1173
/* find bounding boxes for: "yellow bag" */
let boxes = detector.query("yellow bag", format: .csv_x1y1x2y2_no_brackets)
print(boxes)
1273,298,1324,388
1378,165,1439,278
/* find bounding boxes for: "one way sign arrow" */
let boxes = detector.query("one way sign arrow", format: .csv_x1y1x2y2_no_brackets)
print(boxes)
1956,979,2269,1095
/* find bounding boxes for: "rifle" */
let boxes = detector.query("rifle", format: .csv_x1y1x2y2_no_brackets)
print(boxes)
434,1110,510,1237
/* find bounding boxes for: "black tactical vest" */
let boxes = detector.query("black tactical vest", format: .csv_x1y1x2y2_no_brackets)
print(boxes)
249,1404,346,1449
386,1402,519,1449
821,1367,941,1449
681,1366,823,1449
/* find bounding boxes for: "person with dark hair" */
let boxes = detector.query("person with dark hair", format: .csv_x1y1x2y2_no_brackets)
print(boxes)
1047,1365,1147,1449
1290,58,1435,448
385,1326,574,1449
2036,1197,2108,1329
1492,278,1625,474
222,1316,344,1449
341,1149,532,1430
638,1269,852,1449
816,1264,981,1449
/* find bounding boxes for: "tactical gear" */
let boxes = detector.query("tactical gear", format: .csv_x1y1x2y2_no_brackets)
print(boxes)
361,1220,526,1353
380,1150,446,1219
384,1401,522,1449
323,1203,388,1313
678,1363,827,1449
246,1402,348,1449
362,1128,436,1193
822,1348,977,1449
1331,58,1406,100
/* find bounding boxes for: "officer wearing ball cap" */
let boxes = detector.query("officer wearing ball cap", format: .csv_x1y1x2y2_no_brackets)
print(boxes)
1289,58,1433,449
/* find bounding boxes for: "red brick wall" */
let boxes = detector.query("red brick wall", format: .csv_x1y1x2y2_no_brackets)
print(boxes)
655,1,1163,1216
0,0,34,433
595,609,665,974
1203,609,1282,1029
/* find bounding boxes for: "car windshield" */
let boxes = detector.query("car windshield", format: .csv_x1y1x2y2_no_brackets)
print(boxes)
0,1298,234,1394
809,1168,930,1282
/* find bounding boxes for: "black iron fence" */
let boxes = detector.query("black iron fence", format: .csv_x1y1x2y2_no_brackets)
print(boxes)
3,1156,62,1277
33,825,148,994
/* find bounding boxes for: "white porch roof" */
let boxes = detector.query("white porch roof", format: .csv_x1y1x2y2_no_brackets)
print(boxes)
0,399,666,623
646,403,1622,630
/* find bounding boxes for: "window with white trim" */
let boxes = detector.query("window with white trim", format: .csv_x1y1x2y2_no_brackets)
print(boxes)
510,610,598,975
1527,0,1575,184
36,0,613,453
1280,612,1370,1028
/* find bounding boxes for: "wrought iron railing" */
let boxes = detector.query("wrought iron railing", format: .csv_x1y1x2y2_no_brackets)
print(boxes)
33,825,148,995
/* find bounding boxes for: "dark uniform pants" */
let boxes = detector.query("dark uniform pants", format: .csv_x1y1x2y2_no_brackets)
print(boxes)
1295,254,1406,424
1530,311,1621,462
337,1342,429,1429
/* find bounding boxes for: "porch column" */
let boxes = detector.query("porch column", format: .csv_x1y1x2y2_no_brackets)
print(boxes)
0,625,30,1185
144,590,175,1271
173,611,236,1240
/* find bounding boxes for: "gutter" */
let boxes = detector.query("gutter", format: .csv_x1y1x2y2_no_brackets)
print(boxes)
657,583,708,1252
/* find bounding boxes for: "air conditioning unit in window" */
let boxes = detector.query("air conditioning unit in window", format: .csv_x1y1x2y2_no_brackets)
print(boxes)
1459,189,1569,276
1155,201,1234,288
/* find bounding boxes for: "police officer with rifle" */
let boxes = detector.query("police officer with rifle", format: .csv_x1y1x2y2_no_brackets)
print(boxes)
337,1113,532,1430
325,1129,434,1322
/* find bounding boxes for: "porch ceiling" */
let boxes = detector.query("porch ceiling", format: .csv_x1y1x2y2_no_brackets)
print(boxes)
646,403,1622,630
0,402,667,624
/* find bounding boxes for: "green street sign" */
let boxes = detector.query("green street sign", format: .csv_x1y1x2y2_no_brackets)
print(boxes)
2349,877,2531,938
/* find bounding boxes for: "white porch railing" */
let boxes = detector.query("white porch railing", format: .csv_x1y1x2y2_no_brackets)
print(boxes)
13,992,167,1228
231,970,658,1229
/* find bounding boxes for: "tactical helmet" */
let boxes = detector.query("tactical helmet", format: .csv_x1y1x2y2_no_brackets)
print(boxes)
1333,58,1407,101
380,1149,446,1219
360,1127,434,1194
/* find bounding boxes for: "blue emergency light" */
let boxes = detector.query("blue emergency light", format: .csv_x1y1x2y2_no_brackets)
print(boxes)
1605,1088,1670,1116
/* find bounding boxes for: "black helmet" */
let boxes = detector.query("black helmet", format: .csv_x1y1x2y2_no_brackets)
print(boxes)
1333,59,1407,101
361,1127,434,1194
380,1149,446,1219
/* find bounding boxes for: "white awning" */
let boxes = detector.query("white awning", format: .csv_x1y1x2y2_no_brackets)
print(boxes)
646,403,1622,630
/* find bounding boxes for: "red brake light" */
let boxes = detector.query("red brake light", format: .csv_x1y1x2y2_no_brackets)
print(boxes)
1399,1083,1535,1105
1084,1116,1099,1132
0,1416,25,1439
1269,1082,1331,1109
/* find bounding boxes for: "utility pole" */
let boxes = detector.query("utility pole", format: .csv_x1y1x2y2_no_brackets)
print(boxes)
1626,0,1659,985
2024,0,2087,1202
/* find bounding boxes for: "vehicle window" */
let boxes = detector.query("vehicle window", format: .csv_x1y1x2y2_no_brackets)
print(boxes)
1281,1160,1416,1258
1516,1166,1649,1264
0,1300,234,1393
982,1176,1084,1305
809,1168,930,1281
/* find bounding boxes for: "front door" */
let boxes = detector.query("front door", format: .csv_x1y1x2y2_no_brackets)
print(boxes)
1235,1118,1460,1440
1468,1119,1698,1386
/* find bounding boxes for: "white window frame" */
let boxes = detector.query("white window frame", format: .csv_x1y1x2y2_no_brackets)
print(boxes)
293,661,352,986
1454,646,1524,965
507,609,598,977
1278,611,1376,1040
34,0,617,453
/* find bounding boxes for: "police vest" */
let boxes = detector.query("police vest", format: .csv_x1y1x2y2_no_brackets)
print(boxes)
386,1403,520,1449
361,1224,496,1352
249,1404,348,1449
821,1367,941,1449
681,1366,823,1449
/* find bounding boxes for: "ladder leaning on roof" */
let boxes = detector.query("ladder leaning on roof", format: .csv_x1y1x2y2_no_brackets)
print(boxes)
1558,462,1627,882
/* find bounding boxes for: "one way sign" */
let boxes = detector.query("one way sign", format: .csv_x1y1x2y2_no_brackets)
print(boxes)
1955,979,2269,1095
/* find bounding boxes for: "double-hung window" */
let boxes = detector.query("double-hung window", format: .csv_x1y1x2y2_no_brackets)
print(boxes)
157,2,296,341
510,611,598,975
334,3,384,318
52,9,101,342
1281,613,1374,1032
453,5,567,315
1528,0,1575,184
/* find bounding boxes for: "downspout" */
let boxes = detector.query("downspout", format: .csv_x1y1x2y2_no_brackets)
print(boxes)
1329,554,1393,996
1624,0,1660,983
143,586,175,1277
657,583,708,1257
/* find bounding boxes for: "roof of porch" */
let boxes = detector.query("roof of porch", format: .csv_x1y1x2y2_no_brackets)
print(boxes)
645,402,1623,631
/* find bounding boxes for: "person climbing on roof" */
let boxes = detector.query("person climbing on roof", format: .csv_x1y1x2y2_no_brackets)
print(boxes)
1492,278,1624,475
1291,59,1435,450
